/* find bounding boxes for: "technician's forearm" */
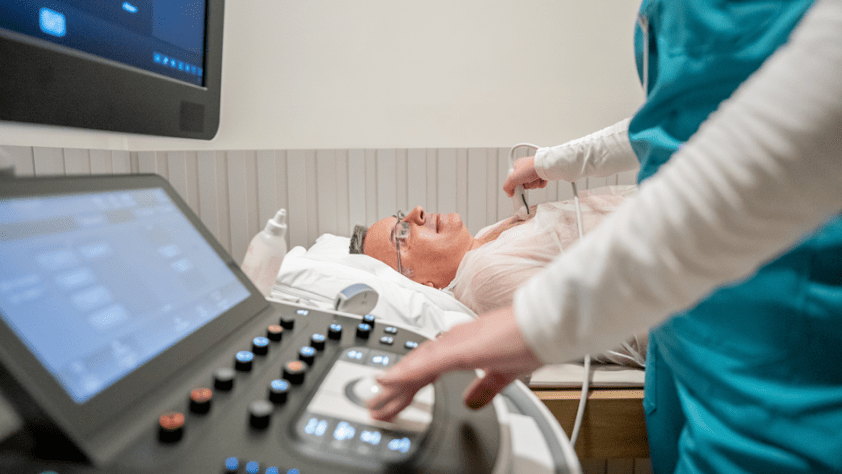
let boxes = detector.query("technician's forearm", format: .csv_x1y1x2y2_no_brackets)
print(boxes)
514,0,842,364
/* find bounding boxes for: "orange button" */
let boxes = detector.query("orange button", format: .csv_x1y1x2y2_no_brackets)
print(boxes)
159,412,184,431
190,388,212,403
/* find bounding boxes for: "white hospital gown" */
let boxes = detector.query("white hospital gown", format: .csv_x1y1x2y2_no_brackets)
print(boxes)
448,185,647,366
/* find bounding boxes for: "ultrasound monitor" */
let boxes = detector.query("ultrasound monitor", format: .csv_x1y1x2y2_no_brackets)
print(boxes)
0,0,224,139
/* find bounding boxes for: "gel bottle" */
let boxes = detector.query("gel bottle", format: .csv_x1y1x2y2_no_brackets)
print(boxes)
241,209,288,296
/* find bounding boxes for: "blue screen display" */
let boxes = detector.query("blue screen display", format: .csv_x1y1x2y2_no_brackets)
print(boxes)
0,0,206,86
0,189,250,403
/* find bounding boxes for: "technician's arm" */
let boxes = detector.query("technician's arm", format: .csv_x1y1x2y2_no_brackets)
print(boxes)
515,0,842,364
533,118,639,183
370,0,842,421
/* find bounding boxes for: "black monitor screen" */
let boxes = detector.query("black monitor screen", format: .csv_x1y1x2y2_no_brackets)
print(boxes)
0,188,251,403
1,1,206,87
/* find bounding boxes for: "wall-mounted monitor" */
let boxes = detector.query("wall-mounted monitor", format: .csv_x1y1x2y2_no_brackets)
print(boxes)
0,0,224,139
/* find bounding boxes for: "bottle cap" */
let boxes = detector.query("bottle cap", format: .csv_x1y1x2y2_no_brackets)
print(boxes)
264,209,287,236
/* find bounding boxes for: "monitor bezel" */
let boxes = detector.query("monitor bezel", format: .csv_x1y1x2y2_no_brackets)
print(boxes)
0,0,224,140
0,174,268,445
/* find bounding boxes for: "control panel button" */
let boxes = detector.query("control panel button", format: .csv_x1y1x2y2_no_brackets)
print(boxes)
379,336,394,346
384,326,398,335
366,350,395,368
223,456,239,473
341,347,368,364
310,333,326,350
280,315,295,330
158,412,184,443
266,324,284,342
252,337,270,355
189,388,212,414
249,400,273,429
283,360,309,385
235,351,255,371
298,346,316,365
329,420,358,453
328,323,343,340
363,314,376,327
405,341,419,350
296,414,332,446
245,460,260,474
268,379,290,404
356,323,371,339
214,367,236,391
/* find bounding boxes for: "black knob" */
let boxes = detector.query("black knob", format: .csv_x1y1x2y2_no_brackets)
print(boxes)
280,315,295,330
328,323,343,340
266,324,284,342
235,351,254,372
189,388,212,414
363,314,376,327
310,333,326,350
356,323,372,339
283,360,308,385
268,379,290,404
214,367,236,391
252,337,270,355
299,346,316,365
249,400,273,429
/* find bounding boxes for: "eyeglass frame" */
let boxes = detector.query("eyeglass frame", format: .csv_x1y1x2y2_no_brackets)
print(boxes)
392,210,410,276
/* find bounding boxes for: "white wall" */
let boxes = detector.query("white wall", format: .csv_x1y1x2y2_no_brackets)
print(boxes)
0,1,643,151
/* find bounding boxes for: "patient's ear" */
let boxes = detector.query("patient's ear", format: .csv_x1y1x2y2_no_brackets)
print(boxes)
424,282,435,288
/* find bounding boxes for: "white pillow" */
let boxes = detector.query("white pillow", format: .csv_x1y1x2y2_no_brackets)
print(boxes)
272,234,476,338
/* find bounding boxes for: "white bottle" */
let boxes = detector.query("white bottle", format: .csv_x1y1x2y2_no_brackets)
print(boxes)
241,209,288,297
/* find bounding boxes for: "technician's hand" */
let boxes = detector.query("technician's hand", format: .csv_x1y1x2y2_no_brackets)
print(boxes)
503,156,547,197
367,306,544,422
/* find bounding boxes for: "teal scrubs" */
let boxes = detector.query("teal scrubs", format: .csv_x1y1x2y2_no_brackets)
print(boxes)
629,1,842,472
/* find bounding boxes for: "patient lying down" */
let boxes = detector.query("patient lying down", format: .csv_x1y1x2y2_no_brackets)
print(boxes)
349,185,646,368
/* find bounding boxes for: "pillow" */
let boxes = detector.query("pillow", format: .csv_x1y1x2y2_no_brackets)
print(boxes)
271,234,476,338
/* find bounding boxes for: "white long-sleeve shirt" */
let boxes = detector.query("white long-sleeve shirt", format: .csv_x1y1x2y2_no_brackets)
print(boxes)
514,0,842,365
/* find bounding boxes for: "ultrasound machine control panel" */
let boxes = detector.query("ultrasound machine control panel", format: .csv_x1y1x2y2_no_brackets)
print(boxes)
0,175,506,474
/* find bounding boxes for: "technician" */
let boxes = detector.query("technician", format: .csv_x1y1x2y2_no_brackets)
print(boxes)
368,1,842,472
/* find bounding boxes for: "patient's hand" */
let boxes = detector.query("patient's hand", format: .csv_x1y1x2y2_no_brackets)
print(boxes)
367,306,544,421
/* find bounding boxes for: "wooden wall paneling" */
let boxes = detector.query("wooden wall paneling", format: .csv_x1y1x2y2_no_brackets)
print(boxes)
1,145,34,176
607,459,634,474
137,151,156,174
437,149,457,215
484,148,498,227
406,149,427,214
496,148,510,222
395,149,408,214
466,148,488,236
33,147,65,175
196,151,224,250
347,149,367,231
375,149,397,221
112,150,131,174
286,150,308,250
166,151,190,208
63,149,91,175
425,149,437,214
335,150,349,237
364,150,378,227
316,149,338,238
89,150,114,175
581,459,607,474
304,150,319,248
455,149,468,220
634,458,653,474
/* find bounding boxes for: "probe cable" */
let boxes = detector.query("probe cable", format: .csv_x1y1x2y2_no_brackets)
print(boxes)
507,142,591,448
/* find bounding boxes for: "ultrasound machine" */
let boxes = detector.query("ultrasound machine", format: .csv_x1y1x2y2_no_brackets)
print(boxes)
0,1,580,472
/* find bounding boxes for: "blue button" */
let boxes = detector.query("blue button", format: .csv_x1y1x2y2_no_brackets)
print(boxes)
330,323,341,331
224,457,239,471
312,333,325,343
296,309,309,316
246,461,260,474
39,8,66,37
254,337,269,347
380,336,394,345
236,351,254,363
300,346,315,357
271,379,289,391
153,52,162,63
266,468,280,474
122,2,138,13
287,470,300,474
405,341,418,349
384,326,398,334
387,437,412,453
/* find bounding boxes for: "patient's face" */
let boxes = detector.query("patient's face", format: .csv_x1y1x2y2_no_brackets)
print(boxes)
364,206,479,289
